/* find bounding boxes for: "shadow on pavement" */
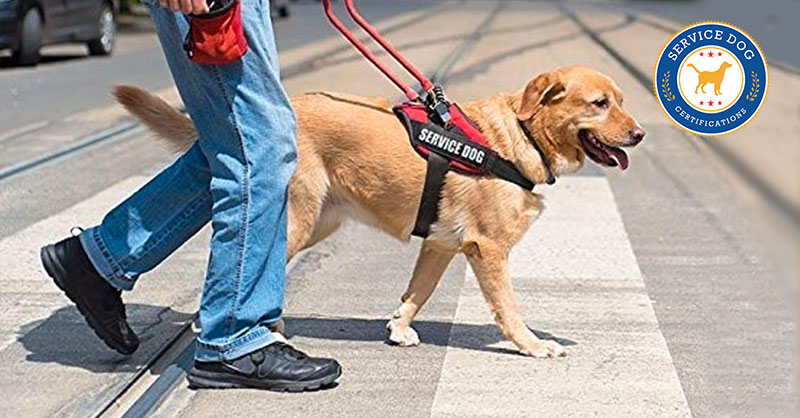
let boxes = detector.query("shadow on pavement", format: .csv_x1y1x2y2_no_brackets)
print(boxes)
18,308,575,372
284,316,576,356
0,53,89,68
18,304,193,373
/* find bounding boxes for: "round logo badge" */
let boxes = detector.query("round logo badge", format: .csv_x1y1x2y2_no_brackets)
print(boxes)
654,22,768,136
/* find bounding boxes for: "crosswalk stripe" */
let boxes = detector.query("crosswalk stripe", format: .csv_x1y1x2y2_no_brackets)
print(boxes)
0,173,694,417
430,177,693,417
0,175,211,417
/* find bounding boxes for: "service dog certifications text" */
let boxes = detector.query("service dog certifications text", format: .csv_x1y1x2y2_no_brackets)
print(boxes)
672,104,747,130
654,22,768,136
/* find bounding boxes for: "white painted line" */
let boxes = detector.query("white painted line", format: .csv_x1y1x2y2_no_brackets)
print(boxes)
430,177,692,418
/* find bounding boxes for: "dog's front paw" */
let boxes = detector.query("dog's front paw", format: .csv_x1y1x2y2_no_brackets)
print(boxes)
520,340,567,358
386,320,420,347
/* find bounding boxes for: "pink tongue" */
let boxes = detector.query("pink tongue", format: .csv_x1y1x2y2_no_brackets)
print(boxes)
607,147,629,170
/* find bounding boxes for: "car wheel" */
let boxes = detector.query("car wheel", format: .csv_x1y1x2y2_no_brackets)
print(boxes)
87,4,115,56
277,5,289,18
11,7,42,66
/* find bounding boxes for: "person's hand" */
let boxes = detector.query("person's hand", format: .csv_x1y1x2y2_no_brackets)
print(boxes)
159,0,209,14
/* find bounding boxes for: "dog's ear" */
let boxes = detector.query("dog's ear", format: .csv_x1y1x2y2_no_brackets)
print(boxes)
517,72,566,121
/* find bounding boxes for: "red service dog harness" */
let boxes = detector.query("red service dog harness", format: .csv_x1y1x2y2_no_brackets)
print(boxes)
323,0,554,237
394,100,554,236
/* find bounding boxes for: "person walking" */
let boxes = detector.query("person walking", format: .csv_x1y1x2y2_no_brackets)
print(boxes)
39,0,342,391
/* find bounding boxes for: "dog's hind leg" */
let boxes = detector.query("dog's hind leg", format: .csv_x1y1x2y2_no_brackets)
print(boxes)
304,201,343,249
465,238,566,358
286,162,330,262
387,242,455,346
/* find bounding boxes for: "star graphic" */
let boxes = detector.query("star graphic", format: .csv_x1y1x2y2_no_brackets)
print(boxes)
700,101,705,105
708,101,714,106
708,51,715,58
718,52,722,56
718,101,722,105
699,52,704,56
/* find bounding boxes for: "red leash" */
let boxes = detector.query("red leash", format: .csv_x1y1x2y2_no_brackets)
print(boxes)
322,0,433,101
321,1,542,237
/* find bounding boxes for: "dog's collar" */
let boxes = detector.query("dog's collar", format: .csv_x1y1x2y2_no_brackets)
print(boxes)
519,121,556,185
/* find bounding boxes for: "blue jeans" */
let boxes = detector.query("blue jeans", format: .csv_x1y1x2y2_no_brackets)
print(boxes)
79,0,297,362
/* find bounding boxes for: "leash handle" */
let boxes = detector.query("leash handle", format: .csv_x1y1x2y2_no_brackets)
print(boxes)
322,0,434,100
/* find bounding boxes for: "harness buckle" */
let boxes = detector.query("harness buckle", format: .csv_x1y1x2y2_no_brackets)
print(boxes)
425,84,452,126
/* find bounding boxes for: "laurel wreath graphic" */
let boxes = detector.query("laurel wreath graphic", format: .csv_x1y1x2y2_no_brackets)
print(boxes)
746,71,760,101
661,71,675,101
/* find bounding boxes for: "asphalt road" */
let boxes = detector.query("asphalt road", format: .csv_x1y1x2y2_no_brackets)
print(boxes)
0,1,796,417
2,0,798,134
0,0,430,134
622,0,800,69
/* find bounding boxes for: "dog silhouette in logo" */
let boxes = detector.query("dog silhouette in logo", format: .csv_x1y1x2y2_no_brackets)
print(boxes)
687,62,733,95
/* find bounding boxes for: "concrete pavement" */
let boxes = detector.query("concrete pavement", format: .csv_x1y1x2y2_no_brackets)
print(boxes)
0,1,796,417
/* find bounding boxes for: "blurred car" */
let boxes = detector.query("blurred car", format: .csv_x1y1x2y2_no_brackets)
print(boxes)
0,0,118,65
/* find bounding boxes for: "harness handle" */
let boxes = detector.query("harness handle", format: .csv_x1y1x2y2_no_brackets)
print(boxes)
321,0,435,101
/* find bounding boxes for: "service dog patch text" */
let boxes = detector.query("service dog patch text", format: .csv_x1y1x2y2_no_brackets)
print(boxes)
418,128,485,164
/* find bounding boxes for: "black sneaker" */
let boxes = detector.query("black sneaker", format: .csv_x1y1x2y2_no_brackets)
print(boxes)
40,235,140,355
187,341,342,392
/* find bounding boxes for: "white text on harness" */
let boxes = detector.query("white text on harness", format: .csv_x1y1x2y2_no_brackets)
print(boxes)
418,128,485,165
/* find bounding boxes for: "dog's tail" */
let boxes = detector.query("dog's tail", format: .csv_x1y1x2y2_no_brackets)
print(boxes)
686,63,700,73
113,85,196,154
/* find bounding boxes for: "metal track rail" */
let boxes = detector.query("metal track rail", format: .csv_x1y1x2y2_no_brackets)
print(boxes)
93,4,505,417
0,4,442,184
92,4,797,416
0,122,142,181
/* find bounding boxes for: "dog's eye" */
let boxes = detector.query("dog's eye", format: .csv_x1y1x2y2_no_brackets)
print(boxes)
592,98,609,109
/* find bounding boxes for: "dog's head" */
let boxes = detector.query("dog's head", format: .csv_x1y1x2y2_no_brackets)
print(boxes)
720,61,732,70
516,66,644,172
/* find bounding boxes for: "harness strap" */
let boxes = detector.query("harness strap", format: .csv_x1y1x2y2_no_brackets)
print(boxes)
395,105,549,237
483,153,534,190
519,121,556,185
412,153,449,237
401,115,536,190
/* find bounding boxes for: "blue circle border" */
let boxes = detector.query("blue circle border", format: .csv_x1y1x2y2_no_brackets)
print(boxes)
655,22,768,136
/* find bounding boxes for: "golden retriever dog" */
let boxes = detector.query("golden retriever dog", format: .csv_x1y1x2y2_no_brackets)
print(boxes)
115,66,644,358
688,61,732,95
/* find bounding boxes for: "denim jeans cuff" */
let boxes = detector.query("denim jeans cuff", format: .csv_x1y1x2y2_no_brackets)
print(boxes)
194,325,282,362
79,227,137,291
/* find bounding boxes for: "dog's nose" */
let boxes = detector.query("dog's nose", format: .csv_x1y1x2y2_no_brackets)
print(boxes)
629,127,646,145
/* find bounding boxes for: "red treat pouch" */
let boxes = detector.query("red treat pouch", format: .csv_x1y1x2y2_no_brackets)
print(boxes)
184,0,248,65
